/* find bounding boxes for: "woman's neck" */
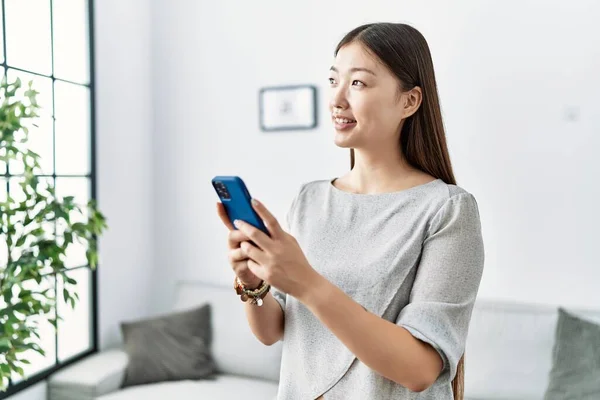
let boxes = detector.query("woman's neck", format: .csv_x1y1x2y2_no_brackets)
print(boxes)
339,148,433,195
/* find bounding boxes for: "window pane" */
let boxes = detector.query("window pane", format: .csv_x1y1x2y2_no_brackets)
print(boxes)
7,69,53,117
8,176,28,203
9,177,53,204
54,82,91,175
10,277,57,383
0,3,4,64
57,268,92,362
0,240,6,271
0,178,6,200
0,179,6,268
53,0,90,84
8,177,56,271
0,70,4,174
7,118,54,176
54,177,90,218
64,235,88,269
5,0,52,75
5,70,54,176
0,161,5,176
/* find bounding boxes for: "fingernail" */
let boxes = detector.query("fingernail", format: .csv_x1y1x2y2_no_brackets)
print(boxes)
233,220,241,228
251,198,258,205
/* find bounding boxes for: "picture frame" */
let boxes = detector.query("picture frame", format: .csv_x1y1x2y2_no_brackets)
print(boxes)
259,85,318,131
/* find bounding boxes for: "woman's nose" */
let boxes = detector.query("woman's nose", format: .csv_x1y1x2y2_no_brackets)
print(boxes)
330,86,349,110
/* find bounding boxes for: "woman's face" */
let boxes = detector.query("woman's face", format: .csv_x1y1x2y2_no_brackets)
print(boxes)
328,42,412,151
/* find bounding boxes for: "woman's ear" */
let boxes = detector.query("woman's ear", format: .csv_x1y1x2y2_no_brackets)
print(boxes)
402,86,422,119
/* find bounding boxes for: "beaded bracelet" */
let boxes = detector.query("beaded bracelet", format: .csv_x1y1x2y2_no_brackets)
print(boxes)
234,276,271,306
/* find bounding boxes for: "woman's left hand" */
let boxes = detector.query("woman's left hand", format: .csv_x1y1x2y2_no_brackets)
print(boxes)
233,198,320,300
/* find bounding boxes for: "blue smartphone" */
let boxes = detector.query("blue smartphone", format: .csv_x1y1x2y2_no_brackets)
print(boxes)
212,176,269,235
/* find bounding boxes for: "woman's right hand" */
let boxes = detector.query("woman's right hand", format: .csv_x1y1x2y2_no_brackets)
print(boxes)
216,202,262,289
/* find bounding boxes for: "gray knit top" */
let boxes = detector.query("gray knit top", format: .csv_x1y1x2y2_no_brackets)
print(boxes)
271,178,485,400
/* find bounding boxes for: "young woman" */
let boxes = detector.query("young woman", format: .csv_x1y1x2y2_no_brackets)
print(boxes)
218,22,484,400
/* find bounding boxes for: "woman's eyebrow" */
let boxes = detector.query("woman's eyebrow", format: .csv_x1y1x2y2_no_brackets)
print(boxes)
330,66,376,76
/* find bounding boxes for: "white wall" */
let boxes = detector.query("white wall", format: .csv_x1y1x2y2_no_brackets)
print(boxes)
444,0,600,309
94,0,154,349
149,0,600,311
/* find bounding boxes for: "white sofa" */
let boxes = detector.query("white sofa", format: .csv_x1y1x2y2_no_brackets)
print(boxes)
464,299,600,400
48,281,283,400
48,280,600,400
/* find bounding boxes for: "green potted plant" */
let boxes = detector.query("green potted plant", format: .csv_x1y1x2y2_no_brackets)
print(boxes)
0,76,107,391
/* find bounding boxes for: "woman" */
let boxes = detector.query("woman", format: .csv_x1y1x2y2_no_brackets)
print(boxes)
217,22,484,400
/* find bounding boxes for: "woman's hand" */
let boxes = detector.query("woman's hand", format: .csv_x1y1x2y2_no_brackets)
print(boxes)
231,198,321,300
216,202,262,289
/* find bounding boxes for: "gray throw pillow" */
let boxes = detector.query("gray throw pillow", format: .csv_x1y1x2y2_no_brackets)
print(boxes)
120,303,217,387
543,308,600,400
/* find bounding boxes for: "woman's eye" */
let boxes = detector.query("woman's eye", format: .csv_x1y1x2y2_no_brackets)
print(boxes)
328,78,364,86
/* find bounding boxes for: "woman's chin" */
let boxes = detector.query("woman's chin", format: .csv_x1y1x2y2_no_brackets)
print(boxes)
333,131,356,148
333,137,352,148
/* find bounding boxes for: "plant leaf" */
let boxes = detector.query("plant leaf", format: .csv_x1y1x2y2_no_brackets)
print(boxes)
0,338,12,352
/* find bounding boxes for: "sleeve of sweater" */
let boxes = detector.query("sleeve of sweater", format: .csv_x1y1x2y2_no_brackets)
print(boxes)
396,192,485,381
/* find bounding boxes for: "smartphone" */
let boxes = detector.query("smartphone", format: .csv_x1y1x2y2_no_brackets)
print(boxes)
212,176,269,235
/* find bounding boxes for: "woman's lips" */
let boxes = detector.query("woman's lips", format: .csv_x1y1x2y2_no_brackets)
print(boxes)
333,117,357,130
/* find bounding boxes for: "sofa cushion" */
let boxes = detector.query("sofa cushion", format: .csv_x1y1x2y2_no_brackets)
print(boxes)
464,300,600,400
543,308,600,399
464,300,558,399
96,374,278,400
120,303,217,387
172,281,283,382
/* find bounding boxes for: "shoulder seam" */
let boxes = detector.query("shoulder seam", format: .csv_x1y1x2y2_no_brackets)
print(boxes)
426,192,476,237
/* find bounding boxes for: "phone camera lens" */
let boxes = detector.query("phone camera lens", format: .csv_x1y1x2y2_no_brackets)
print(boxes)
214,182,230,199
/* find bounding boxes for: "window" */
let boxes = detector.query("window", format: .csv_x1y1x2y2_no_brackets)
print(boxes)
0,0,97,397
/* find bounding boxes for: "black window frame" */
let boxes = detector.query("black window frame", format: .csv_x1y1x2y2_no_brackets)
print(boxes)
0,0,98,398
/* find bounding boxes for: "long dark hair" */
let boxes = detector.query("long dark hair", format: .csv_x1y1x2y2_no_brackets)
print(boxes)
337,22,456,187
336,23,463,398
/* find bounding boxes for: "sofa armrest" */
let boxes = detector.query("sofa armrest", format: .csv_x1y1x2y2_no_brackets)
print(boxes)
48,348,129,400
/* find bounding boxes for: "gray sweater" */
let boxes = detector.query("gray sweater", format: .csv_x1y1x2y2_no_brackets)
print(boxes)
271,178,485,399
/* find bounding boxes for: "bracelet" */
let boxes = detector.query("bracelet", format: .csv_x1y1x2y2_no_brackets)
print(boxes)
233,276,271,306
234,277,270,306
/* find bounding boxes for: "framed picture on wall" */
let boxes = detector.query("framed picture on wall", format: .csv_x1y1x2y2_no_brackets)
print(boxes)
259,85,318,131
